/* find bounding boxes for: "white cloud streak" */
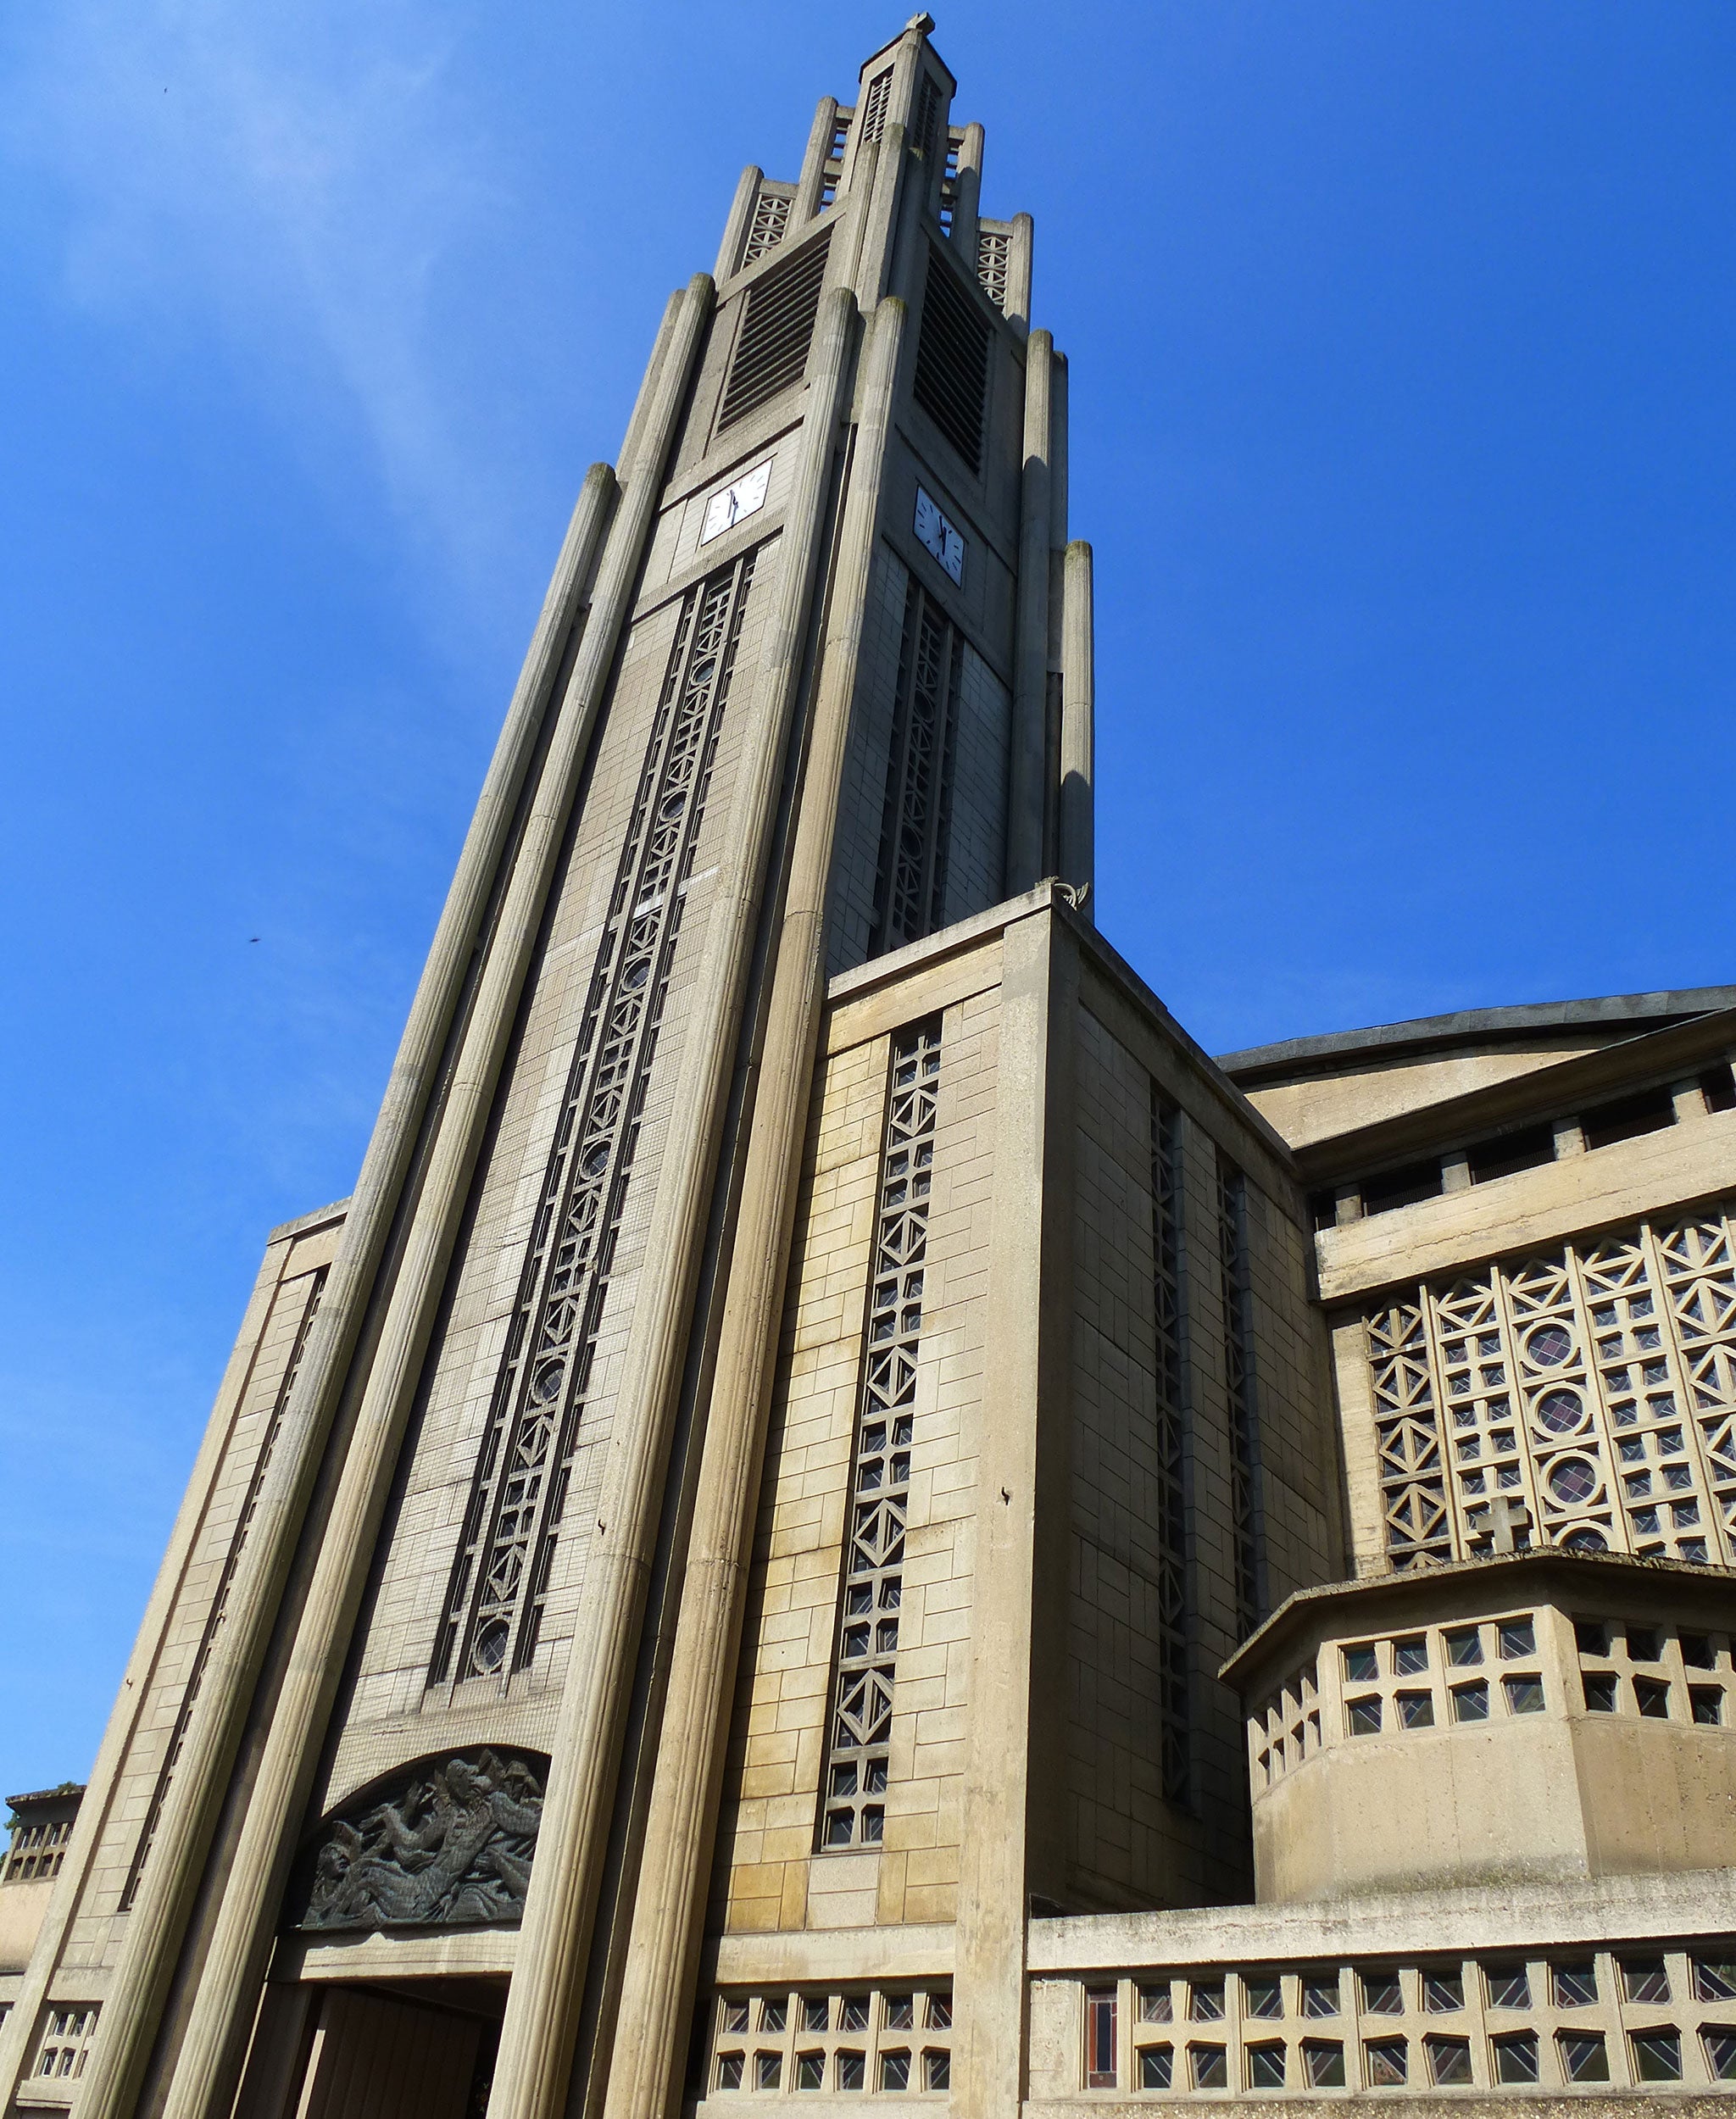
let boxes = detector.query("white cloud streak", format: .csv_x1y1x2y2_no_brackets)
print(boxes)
2,0,514,598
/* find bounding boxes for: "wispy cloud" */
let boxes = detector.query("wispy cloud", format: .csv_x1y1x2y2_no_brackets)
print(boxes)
2,0,515,600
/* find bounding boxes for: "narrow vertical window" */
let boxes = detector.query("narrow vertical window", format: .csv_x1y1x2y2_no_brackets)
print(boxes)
121,1265,328,1907
1086,1989,1119,2089
1218,1162,1264,1638
818,1021,943,1849
870,583,962,959
432,553,758,1687
1150,1087,1192,1803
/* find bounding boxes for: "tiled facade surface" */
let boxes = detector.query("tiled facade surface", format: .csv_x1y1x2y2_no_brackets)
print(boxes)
1058,976,1337,1918
41,1202,345,1986
715,960,1002,1937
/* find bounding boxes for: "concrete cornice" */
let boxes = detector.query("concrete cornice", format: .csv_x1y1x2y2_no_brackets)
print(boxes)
1221,987,1736,1087
1219,1547,1736,1694
1296,1006,1736,1186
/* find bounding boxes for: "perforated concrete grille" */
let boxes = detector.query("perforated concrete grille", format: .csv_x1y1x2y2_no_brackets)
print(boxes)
869,583,962,959
1149,1088,1190,1801
1366,1203,1736,1570
431,551,759,1686
976,225,1010,310
912,248,989,475
706,1984,952,2099
1218,1165,1263,1638
740,187,793,270
1064,1950,1736,2095
816,1020,943,1850
720,231,832,431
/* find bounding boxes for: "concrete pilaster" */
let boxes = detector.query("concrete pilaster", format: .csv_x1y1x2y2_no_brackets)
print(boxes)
483,285,861,2119
1005,211,1034,335
1007,331,1054,893
0,1225,294,2106
69,437,632,2119
795,99,838,225
954,905,1058,2119
1060,541,1095,912
950,121,984,261
599,292,908,2119
715,166,762,284
142,286,715,2119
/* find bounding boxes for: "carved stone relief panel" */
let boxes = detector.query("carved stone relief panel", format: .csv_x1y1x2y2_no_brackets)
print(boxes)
289,1749,548,1933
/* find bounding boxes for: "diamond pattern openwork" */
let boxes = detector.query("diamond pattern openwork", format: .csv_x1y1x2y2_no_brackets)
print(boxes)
818,1020,943,1849
1220,1164,1263,1638
1150,1088,1191,1802
870,583,961,959
1364,1199,1736,1568
431,551,758,1687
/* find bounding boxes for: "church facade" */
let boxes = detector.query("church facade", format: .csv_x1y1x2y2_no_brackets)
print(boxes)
6,19,1736,2117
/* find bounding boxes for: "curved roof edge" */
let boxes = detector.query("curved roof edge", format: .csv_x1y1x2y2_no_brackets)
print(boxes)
1217,986,1736,1084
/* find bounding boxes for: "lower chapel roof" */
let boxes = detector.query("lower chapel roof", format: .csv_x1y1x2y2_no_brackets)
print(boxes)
1218,983,1736,1086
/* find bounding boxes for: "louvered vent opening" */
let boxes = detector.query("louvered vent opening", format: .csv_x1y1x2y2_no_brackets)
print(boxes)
860,67,893,142
913,249,990,475
718,231,832,431
912,75,942,159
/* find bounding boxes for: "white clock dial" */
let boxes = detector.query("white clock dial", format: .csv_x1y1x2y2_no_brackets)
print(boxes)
914,486,965,585
700,458,773,545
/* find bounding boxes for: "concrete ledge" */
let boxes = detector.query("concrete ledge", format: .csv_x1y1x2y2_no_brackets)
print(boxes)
1026,1870,1736,1974
708,1921,955,1987
1316,1115,1736,1304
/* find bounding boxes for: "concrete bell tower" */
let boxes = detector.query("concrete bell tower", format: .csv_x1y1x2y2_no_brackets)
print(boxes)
2,19,1103,2118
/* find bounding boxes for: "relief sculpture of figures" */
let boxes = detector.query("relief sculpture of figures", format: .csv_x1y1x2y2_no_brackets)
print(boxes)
296,1749,546,1933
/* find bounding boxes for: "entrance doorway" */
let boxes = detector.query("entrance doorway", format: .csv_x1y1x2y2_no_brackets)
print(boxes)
237,1977,505,2119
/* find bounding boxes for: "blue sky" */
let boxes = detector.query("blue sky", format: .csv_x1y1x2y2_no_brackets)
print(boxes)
3,0,1733,1799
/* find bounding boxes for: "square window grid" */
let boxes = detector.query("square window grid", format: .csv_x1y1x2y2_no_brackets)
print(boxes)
31,2005,100,2085
710,1985,951,2096
1071,1944,1736,2094
1574,1617,1733,1726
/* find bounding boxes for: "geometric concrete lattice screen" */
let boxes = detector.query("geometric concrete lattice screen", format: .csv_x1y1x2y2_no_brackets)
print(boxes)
817,1019,943,1850
740,187,793,270
1367,1203,1736,1569
1218,1163,1262,1638
976,226,1010,311
431,552,760,1687
291,1749,548,1933
870,583,964,959
1149,1087,1191,1802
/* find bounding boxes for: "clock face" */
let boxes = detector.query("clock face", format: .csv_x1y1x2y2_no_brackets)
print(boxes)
700,458,773,545
914,487,965,585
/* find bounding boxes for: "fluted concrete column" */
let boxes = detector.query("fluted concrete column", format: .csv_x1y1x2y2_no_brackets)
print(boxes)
1060,542,1095,913
482,286,861,2119
70,439,632,2119
1005,209,1034,336
143,281,716,2119
715,165,762,283
950,120,984,260
855,121,910,307
795,97,839,223
1006,330,1054,893
0,1223,293,2106
600,293,910,2119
